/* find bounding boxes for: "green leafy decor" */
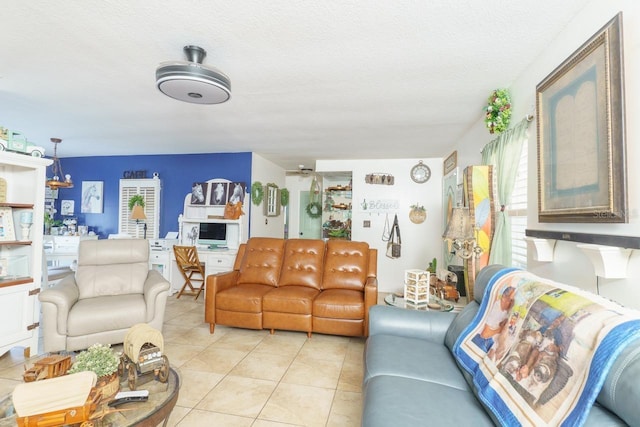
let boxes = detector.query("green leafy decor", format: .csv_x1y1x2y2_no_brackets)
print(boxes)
128,194,145,210
251,182,264,206
68,343,119,378
484,88,512,134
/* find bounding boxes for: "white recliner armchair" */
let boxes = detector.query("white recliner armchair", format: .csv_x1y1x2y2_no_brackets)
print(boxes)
39,239,170,353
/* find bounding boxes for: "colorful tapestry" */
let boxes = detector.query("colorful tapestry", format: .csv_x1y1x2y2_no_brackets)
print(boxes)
463,165,495,299
453,268,640,427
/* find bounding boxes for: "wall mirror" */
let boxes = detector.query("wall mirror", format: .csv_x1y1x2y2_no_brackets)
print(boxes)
264,184,281,217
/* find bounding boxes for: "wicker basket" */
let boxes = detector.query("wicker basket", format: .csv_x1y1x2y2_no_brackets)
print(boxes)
409,209,426,224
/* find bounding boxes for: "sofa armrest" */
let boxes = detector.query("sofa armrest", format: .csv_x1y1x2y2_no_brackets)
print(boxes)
38,275,80,352
143,270,171,323
368,304,457,344
205,270,240,330
364,277,378,336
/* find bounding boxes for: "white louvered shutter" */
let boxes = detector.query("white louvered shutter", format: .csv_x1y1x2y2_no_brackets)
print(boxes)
118,179,161,239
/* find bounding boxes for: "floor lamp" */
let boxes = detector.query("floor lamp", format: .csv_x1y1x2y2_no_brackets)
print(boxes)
131,205,148,239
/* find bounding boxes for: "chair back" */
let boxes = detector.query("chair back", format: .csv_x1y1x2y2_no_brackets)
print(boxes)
173,245,203,270
322,240,370,291
75,239,150,299
237,237,284,287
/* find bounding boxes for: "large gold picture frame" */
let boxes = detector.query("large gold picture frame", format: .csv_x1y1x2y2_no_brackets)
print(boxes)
536,12,627,223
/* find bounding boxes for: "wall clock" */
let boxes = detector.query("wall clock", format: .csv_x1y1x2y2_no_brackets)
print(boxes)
410,161,431,183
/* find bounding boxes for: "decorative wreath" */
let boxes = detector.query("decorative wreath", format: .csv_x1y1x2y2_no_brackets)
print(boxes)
251,182,264,206
484,88,512,134
280,188,290,207
305,202,322,218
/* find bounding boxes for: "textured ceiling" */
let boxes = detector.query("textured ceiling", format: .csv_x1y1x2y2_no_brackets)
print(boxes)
1,1,590,171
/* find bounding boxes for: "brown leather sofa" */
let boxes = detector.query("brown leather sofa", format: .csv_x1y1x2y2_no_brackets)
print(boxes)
205,237,378,337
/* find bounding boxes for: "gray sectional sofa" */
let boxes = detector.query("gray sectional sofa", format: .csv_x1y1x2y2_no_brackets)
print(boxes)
362,264,640,426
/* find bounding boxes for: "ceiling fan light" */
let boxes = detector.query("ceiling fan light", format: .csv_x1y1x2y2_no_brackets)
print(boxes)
156,45,231,105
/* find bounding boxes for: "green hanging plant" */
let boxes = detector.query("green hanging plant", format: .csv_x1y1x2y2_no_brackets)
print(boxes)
251,182,264,205
128,194,145,210
280,188,290,207
484,88,512,134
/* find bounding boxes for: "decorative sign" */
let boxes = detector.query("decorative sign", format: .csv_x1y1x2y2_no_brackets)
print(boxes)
360,199,400,213
123,170,148,179
443,151,457,175
365,173,394,185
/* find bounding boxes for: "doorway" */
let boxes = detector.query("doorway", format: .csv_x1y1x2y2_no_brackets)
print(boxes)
298,191,322,239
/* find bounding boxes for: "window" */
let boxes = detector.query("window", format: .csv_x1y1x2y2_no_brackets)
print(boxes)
119,179,161,239
508,141,528,268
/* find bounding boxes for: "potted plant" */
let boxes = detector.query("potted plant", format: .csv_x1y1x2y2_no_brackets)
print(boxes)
68,343,120,401
128,194,145,210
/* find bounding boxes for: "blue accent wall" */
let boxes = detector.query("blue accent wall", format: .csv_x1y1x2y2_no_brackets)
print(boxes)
48,152,252,238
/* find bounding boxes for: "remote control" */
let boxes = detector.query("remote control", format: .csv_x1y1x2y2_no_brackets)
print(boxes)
114,390,149,399
108,395,149,407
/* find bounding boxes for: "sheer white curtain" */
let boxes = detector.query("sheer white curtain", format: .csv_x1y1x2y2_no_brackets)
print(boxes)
481,118,529,266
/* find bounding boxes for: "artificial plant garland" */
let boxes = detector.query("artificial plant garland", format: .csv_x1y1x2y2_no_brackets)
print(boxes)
251,182,264,205
280,188,290,207
484,88,512,134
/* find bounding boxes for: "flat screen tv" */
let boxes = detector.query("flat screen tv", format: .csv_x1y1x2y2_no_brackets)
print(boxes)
198,222,227,248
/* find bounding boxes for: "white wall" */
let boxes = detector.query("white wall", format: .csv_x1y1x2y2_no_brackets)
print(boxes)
250,154,286,238
316,158,443,293
451,1,640,309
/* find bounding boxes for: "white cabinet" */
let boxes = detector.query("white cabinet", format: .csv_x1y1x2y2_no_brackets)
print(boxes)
0,152,51,357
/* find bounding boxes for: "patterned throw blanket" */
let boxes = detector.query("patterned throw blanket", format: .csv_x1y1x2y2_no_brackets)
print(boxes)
453,268,640,426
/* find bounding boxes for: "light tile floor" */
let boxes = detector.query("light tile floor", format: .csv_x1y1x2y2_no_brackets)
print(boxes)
0,295,367,427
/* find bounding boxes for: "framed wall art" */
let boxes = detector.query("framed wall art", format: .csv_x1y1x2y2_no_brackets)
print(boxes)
536,12,627,223
81,181,104,213
0,207,15,241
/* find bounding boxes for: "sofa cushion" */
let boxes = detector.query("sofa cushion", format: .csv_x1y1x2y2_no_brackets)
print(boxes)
322,240,369,290
364,334,470,391
75,239,150,299
313,289,363,320
279,239,325,289
237,238,284,287
263,286,320,315
362,375,495,427
67,294,147,336
217,284,274,313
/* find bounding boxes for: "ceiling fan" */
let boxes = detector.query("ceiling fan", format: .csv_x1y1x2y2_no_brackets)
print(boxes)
285,165,314,177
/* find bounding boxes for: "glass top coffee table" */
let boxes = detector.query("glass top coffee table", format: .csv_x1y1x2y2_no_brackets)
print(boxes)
384,293,455,311
0,367,179,427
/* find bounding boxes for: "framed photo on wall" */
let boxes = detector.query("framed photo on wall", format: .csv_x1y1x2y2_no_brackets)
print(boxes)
536,13,627,223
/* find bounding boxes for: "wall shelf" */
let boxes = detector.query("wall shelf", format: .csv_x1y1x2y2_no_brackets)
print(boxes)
524,237,556,262
577,244,632,279
526,229,640,250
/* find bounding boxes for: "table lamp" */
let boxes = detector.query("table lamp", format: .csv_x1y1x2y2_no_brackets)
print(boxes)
131,205,147,239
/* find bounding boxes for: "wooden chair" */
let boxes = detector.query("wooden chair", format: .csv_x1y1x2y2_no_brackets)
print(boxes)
173,245,206,300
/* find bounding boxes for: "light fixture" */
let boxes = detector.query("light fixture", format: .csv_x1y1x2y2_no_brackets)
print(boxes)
130,205,147,239
156,45,231,104
442,207,483,260
46,138,73,189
